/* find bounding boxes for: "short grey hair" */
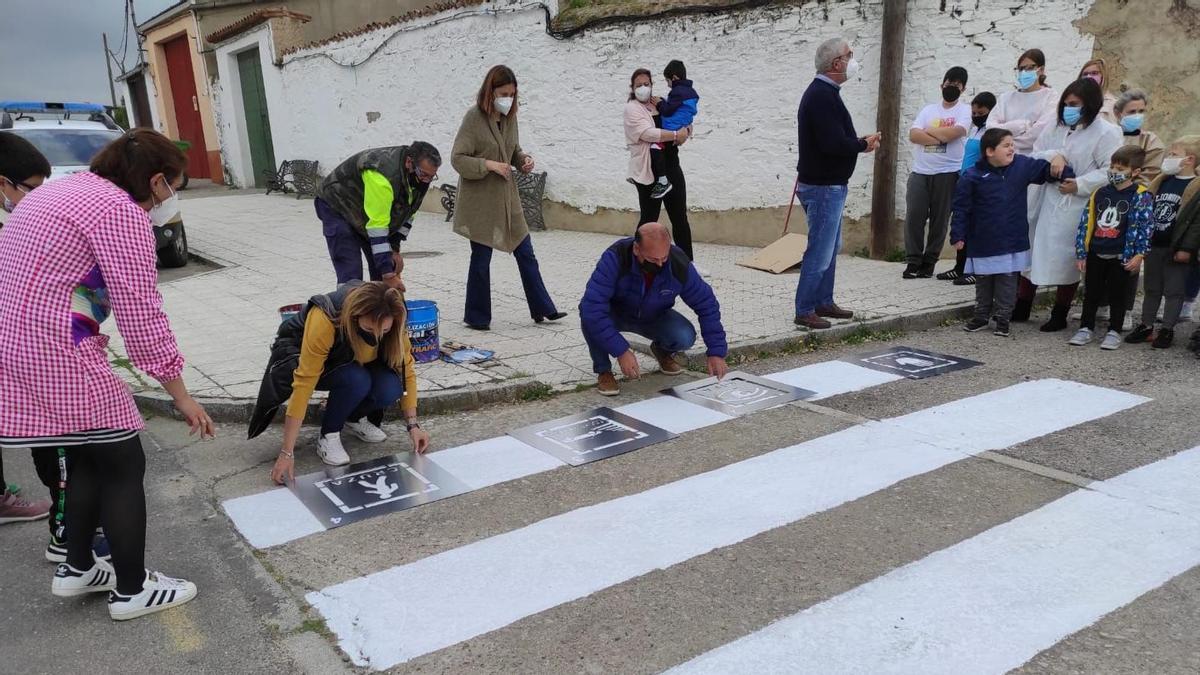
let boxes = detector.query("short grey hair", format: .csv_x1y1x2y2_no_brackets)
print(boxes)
1113,88,1149,117
409,141,442,167
815,37,849,73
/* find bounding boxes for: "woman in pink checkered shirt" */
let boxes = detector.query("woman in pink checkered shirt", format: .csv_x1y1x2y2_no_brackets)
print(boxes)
0,129,213,621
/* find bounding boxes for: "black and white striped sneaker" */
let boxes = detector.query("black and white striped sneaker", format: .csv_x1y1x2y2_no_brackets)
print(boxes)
51,561,116,597
107,570,197,621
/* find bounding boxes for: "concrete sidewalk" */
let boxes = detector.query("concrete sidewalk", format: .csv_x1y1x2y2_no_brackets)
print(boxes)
114,193,975,420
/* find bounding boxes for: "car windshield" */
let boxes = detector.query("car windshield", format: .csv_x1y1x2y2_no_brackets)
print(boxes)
5,128,122,166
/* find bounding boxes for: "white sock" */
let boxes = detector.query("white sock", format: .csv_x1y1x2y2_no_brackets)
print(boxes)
657,176,668,186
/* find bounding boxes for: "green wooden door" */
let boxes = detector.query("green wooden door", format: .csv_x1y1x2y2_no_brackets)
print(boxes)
237,48,276,188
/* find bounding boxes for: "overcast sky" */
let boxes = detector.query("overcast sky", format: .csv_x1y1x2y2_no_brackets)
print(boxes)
0,0,178,105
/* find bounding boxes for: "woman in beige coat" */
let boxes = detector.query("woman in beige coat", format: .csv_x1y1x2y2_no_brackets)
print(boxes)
451,65,565,330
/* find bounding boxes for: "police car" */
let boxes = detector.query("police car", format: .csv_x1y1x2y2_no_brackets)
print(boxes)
0,101,189,267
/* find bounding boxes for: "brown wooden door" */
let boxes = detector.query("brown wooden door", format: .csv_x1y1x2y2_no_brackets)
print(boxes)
162,35,210,179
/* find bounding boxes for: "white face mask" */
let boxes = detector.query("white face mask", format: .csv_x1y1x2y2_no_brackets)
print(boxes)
149,182,179,227
1162,156,1186,176
494,96,514,116
1,194,14,214
844,56,860,80
634,85,652,103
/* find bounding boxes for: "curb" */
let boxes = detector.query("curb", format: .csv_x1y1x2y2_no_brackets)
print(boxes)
133,376,552,426
136,293,1048,425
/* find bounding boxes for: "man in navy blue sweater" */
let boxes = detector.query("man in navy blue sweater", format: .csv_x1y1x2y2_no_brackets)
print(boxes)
793,37,880,330
579,222,728,396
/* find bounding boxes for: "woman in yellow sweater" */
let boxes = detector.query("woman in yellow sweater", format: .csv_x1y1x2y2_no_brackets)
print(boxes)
267,281,428,484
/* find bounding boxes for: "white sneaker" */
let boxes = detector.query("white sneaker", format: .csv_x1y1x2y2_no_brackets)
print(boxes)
108,570,197,621
1100,330,1122,350
51,560,116,597
1182,301,1196,321
1068,328,1094,346
344,418,387,443
316,432,351,466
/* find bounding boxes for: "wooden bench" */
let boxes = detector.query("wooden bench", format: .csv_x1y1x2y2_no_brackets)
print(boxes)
264,160,320,198
440,171,548,231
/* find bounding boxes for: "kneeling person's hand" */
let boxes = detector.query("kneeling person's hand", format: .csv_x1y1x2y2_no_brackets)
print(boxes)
617,350,641,379
707,355,728,380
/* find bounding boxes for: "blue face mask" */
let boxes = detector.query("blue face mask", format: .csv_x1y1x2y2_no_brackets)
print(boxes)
1120,113,1145,133
1016,70,1038,90
1062,106,1083,126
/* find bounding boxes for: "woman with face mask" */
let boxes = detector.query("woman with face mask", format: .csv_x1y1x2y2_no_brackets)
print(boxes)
985,48,1059,154
1113,89,1165,185
624,67,694,261
0,129,214,621
450,64,565,331
257,281,428,483
1015,78,1124,331
1078,59,1120,125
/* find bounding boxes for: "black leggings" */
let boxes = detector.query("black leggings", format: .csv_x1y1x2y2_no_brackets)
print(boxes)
635,143,693,260
65,437,146,595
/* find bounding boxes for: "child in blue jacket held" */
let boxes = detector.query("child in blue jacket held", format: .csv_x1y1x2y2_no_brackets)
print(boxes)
650,60,700,200
1068,145,1154,349
950,128,1059,337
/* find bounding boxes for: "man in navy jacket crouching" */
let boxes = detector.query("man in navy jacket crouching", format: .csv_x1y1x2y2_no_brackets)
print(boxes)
579,222,728,396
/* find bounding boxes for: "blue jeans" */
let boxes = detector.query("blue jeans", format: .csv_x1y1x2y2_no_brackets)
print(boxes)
583,309,697,374
318,198,384,283
793,183,848,316
316,362,404,434
464,235,558,326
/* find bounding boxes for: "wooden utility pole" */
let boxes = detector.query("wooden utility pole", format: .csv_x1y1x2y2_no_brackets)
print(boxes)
870,0,908,259
102,33,117,107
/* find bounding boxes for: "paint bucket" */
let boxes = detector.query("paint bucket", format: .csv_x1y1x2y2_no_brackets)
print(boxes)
279,303,303,323
405,300,440,363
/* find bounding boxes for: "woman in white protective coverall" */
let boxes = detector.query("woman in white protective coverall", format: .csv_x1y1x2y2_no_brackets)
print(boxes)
1014,77,1123,330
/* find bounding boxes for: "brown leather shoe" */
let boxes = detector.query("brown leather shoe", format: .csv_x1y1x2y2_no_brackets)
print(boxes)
794,313,832,329
597,372,620,396
650,344,684,375
816,304,854,320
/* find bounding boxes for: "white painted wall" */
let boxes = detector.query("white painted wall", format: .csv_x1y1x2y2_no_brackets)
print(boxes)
212,23,287,187
215,0,1096,219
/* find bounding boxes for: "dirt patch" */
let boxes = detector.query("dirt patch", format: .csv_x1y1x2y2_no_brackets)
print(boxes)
1077,0,1200,143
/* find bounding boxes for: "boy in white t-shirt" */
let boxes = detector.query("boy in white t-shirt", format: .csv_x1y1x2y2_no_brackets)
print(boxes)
903,66,972,279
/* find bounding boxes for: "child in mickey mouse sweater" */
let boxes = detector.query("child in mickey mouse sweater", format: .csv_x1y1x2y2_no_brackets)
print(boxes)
1071,145,1154,349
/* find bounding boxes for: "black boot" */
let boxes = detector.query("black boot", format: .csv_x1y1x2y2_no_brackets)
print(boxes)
1012,296,1033,323
1040,304,1069,332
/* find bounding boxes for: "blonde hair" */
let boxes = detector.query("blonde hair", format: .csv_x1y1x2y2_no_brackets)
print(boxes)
340,282,408,371
1171,135,1200,161
1078,58,1109,87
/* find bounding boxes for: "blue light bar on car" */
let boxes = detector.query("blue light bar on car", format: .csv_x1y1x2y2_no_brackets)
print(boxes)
0,101,107,114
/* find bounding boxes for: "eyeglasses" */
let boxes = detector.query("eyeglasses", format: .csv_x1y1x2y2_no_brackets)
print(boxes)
3,178,37,194
413,166,438,183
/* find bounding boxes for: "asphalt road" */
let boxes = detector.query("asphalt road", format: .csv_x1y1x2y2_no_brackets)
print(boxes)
3,315,1199,673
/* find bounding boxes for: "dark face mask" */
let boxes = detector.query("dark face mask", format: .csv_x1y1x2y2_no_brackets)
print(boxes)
640,259,662,275
972,114,989,129
357,328,380,347
942,85,962,103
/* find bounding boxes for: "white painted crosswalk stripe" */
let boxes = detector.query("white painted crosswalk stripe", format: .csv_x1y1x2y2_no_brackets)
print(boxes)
307,379,1147,669
222,361,904,549
667,446,1200,675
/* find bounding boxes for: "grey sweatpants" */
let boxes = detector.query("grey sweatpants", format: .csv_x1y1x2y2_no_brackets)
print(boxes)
905,171,959,266
975,272,1020,325
1141,246,1192,329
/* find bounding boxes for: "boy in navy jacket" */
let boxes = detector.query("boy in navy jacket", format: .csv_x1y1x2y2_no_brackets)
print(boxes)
650,60,700,200
950,128,1058,337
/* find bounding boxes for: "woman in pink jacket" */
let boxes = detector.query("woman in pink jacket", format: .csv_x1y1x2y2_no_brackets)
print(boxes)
0,129,213,621
624,68,693,257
